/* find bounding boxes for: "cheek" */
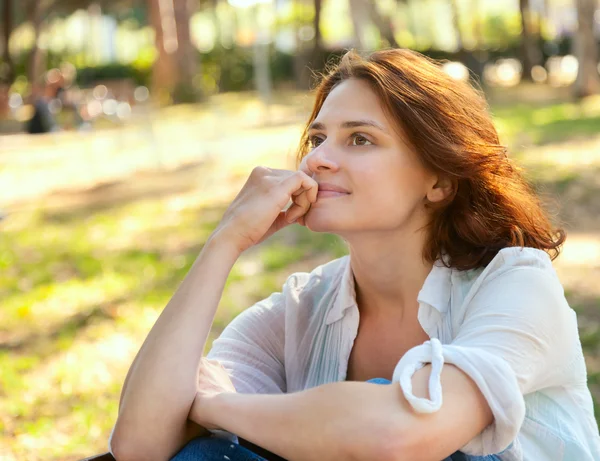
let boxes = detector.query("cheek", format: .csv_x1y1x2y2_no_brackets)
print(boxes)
356,169,427,216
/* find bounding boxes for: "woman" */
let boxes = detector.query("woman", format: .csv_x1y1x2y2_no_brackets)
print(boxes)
108,49,600,461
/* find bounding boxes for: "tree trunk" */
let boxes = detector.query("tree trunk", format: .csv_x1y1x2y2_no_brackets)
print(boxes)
468,0,485,80
309,0,325,73
399,0,417,45
366,0,398,48
27,0,44,91
313,0,322,52
292,0,311,89
449,0,463,52
519,0,541,81
348,0,369,50
147,0,200,104
574,0,600,97
173,0,200,102
2,0,15,84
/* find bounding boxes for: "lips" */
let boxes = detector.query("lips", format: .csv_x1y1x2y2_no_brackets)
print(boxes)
317,190,349,199
317,183,351,194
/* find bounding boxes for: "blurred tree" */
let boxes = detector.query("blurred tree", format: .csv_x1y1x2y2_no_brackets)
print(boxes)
291,0,322,89
469,0,486,79
397,0,417,45
573,0,600,97
366,0,399,48
519,0,542,80
24,0,47,90
147,0,201,104
313,0,322,54
0,0,136,86
2,0,202,105
348,0,399,50
1,0,15,83
348,0,369,50
449,0,463,51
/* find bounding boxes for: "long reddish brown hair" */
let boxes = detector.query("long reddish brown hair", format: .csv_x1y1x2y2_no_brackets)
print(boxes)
296,48,565,271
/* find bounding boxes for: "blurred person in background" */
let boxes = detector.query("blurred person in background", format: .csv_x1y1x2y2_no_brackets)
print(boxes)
26,69,65,134
108,49,600,461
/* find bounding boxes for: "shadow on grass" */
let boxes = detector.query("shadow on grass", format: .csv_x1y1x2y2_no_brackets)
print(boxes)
0,301,123,353
35,160,212,223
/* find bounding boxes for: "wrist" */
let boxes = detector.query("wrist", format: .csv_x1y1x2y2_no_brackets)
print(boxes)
192,391,237,431
203,232,243,263
206,229,244,257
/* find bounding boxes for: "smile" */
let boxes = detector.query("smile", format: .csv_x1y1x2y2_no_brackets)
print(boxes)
316,191,350,199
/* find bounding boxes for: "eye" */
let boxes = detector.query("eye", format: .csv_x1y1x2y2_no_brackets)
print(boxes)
351,134,373,146
308,135,324,149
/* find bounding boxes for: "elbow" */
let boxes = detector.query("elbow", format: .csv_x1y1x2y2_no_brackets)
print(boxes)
111,424,164,461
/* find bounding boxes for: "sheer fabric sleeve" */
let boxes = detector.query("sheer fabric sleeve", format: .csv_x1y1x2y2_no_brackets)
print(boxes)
108,289,287,453
392,262,577,456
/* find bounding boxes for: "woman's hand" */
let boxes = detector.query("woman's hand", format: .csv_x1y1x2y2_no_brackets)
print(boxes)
189,358,237,431
211,167,318,254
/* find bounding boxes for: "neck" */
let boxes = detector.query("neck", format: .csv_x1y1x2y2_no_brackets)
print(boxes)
346,228,434,323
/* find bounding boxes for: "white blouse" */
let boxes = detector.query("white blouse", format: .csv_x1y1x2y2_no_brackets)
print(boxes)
206,247,600,460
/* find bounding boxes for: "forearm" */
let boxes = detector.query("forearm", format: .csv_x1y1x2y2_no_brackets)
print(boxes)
197,381,410,461
112,235,240,460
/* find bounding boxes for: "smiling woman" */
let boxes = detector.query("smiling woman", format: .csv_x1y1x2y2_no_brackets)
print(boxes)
107,48,600,461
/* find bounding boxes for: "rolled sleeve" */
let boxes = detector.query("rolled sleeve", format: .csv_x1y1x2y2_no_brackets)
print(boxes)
392,266,577,456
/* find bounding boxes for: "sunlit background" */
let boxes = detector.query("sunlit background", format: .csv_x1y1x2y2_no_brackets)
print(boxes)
2,0,600,459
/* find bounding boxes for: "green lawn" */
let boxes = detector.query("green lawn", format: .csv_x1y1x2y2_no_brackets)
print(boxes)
2,88,600,460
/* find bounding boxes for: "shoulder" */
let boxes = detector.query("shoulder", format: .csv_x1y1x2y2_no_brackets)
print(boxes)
458,247,562,301
454,248,573,335
483,246,556,278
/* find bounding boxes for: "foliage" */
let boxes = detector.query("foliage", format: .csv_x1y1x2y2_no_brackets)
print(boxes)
76,63,151,87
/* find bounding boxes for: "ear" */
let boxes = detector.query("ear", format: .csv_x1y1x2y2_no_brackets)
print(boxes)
426,176,454,204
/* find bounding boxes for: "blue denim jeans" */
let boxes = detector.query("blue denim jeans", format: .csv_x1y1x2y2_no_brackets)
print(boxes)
171,378,503,461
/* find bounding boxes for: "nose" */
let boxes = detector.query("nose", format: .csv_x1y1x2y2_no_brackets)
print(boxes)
301,143,340,175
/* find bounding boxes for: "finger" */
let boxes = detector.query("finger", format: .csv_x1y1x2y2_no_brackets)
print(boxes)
301,175,319,203
286,192,312,222
282,172,318,203
293,189,311,211
286,202,309,223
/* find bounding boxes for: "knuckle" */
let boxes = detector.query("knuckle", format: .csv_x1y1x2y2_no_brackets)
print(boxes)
251,166,269,177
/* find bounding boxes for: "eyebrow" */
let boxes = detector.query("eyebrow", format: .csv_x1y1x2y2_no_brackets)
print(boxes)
308,119,389,134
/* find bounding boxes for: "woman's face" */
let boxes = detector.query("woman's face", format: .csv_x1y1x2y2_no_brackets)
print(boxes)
299,78,442,236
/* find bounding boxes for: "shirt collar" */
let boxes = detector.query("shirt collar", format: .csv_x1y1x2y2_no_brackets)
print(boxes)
325,255,451,325
325,256,356,325
416,259,451,315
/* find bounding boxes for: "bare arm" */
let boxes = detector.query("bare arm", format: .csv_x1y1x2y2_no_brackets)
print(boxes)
192,365,492,461
110,237,240,461
110,167,318,461
193,380,403,461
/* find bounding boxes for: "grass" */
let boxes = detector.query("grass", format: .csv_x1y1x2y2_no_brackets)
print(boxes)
0,162,350,460
494,100,600,147
2,87,600,459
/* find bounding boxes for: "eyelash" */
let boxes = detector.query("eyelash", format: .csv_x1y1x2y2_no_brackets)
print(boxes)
308,133,373,149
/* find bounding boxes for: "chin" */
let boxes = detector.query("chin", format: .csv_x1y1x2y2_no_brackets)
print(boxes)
304,210,345,233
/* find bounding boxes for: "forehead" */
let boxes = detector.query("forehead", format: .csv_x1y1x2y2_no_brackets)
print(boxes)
315,78,390,126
